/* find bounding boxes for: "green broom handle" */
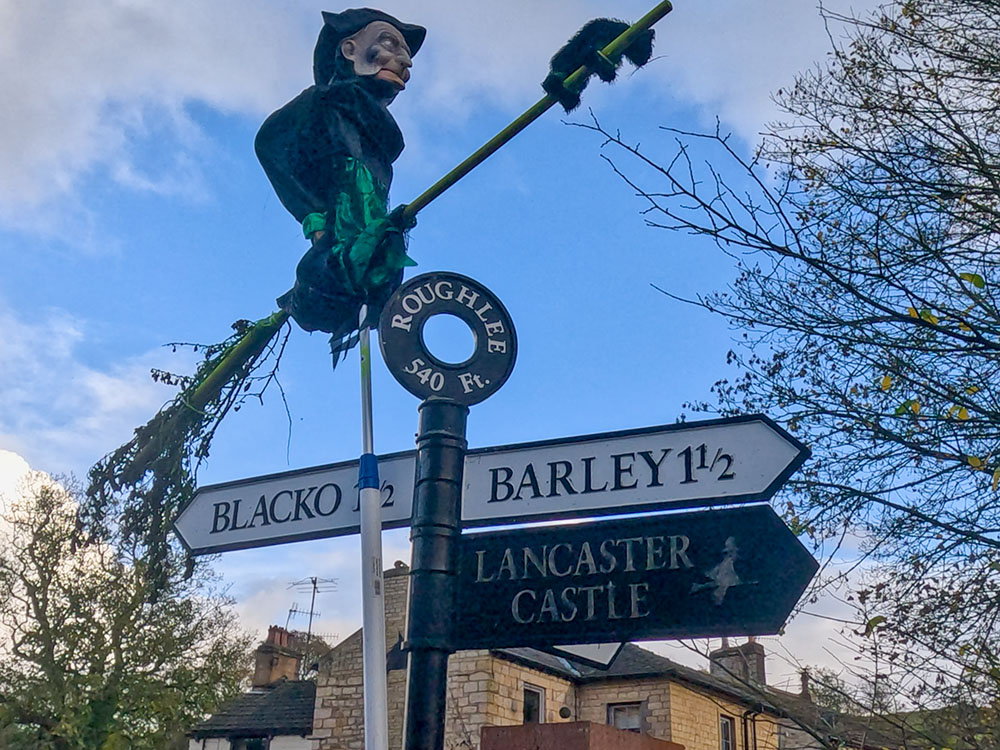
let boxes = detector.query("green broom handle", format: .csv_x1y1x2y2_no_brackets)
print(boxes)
184,310,289,412
401,0,673,224
123,311,288,477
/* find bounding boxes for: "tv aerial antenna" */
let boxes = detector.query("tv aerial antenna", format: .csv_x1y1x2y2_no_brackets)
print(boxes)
287,576,337,643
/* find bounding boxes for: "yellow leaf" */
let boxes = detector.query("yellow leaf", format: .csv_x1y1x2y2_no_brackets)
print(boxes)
959,272,986,289
910,401,921,415
966,386,980,395
959,322,972,331
907,307,919,318
969,456,983,468
992,468,1000,491
958,407,970,421
880,375,892,391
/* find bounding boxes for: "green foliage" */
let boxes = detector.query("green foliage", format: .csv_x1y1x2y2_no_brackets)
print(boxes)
805,665,898,717
0,474,252,749
85,314,289,596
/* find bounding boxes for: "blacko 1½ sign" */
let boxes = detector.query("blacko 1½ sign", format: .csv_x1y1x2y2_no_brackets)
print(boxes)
452,504,819,649
173,452,415,554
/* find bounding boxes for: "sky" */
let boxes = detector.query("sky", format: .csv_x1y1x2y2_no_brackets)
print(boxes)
0,0,884,693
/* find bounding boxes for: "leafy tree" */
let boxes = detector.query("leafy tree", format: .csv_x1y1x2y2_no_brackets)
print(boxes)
582,0,999,745
288,630,336,678
0,473,252,749
803,667,866,716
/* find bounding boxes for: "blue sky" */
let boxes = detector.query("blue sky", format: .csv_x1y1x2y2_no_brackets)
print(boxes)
0,0,881,690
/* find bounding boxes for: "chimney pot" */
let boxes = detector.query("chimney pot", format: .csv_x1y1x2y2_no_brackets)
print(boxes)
253,625,302,687
708,639,766,685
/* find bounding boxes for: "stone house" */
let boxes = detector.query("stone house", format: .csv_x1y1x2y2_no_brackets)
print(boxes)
189,626,316,750
311,563,810,750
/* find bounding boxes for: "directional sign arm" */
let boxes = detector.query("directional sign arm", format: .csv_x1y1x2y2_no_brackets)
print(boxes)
453,506,818,649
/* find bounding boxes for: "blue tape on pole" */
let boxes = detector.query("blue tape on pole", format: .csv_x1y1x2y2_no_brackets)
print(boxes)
359,452,380,489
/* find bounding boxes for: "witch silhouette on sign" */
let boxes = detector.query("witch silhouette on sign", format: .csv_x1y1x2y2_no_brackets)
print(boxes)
690,537,758,605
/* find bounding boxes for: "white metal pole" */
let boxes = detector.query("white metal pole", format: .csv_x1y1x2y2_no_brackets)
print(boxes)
357,304,389,750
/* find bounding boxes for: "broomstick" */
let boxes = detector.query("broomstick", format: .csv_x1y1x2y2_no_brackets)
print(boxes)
85,1,674,580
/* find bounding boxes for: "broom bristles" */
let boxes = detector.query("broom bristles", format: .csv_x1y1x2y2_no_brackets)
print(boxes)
83,312,289,590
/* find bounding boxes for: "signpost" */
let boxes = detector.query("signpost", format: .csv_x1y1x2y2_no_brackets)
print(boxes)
170,268,817,750
174,417,808,555
452,505,818,650
109,3,825,750
379,272,517,750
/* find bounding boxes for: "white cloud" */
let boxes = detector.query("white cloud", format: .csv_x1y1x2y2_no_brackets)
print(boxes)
0,450,31,516
645,0,883,141
0,0,308,228
0,303,192,477
0,0,883,233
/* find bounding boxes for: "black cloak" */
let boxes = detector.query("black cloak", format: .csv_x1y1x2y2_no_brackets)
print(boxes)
253,9,425,337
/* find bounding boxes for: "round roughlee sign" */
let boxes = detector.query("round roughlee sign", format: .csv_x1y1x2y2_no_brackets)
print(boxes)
379,272,517,405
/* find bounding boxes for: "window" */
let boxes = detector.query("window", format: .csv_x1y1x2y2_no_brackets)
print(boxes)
523,684,544,723
608,702,643,733
231,739,269,750
720,715,736,750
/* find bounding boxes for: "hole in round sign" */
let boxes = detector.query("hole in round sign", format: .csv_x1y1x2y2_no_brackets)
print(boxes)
420,312,477,365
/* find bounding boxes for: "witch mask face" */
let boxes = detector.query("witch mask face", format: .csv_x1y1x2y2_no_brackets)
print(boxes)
340,21,413,91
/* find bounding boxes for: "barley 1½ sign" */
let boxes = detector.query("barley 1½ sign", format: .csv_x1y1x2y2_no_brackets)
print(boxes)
452,504,819,649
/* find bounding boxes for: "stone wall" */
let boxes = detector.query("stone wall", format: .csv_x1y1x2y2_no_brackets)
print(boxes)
577,679,673,741
667,683,779,750
311,563,411,750
310,579,579,750
310,564,782,750
475,653,576,728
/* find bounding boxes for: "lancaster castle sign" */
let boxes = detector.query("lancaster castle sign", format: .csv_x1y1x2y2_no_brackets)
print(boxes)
452,504,819,649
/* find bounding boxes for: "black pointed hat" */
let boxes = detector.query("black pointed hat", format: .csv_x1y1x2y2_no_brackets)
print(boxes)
314,8,427,85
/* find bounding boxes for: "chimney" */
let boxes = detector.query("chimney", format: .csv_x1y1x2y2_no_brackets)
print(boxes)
799,669,812,701
709,639,767,685
252,625,303,687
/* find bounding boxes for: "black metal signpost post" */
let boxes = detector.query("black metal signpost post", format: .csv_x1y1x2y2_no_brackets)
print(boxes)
379,272,518,750
404,398,467,750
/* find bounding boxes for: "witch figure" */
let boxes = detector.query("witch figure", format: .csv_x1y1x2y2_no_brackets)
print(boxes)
255,8,426,358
